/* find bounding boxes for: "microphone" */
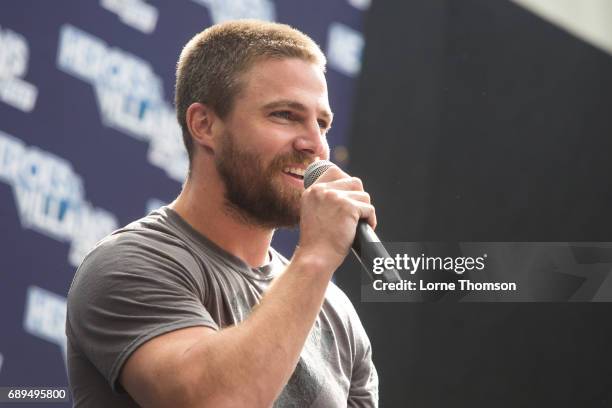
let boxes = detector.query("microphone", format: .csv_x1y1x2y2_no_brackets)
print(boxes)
304,160,401,283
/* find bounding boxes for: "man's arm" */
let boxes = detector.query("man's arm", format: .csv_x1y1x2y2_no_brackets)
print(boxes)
120,169,376,408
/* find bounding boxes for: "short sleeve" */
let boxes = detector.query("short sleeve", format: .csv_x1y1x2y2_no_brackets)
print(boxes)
66,231,218,392
343,295,379,407
348,334,379,407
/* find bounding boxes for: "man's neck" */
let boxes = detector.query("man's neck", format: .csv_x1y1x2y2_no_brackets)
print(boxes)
170,176,274,268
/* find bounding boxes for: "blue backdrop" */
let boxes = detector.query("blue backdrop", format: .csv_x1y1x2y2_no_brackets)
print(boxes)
0,0,367,403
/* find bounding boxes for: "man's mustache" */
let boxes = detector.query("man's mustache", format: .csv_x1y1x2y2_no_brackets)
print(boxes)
269,151,317,170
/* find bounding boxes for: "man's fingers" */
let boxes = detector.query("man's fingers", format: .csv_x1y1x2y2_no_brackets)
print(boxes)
352,200,377,230
313,176,365,193
305,165,376,228
342,191,371,204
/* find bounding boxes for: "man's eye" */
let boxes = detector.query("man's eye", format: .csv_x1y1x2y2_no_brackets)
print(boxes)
272,111,292,120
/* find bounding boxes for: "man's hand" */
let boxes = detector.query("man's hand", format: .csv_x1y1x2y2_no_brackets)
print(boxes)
297,165,377,272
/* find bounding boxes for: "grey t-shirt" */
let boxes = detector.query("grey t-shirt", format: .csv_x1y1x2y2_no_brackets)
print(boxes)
66,206,378,407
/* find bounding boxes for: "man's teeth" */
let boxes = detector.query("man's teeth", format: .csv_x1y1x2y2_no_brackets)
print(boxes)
283,167,305,177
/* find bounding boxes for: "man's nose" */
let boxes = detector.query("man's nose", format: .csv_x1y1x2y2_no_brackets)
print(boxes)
293,120,329,158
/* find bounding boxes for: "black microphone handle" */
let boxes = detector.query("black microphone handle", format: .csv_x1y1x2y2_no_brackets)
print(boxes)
352,221,401,283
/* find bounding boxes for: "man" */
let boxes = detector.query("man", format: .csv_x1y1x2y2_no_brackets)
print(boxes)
66,20,378,407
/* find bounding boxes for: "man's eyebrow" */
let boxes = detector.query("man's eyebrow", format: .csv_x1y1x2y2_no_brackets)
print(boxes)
262,100,334,123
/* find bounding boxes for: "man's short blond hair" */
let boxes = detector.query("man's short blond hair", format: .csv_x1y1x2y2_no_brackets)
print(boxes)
175,19,326,163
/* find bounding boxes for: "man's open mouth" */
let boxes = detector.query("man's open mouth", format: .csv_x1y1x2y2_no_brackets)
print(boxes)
283,167,305,180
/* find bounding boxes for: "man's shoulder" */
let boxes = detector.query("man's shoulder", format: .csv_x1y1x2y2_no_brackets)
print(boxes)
69,208,202,295
84,207,190,262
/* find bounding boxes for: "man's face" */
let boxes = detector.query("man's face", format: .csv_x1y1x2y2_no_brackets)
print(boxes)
214,58,333,228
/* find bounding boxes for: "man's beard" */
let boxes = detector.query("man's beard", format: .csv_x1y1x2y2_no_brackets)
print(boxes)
215,130,311,229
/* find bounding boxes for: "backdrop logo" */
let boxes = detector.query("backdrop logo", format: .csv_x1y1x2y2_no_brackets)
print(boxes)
23,286,67,366
0,26,38,112
326,22,364,77
100,0,159,34
191,0,276,23
0,131,118,266
347,0,371,10
56,24,188,182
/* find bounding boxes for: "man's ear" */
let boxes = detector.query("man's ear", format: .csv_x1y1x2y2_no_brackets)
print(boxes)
185,102,221,153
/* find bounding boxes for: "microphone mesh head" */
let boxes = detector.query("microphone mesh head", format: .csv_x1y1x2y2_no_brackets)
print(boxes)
304,160,335,189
